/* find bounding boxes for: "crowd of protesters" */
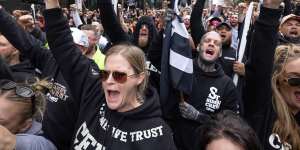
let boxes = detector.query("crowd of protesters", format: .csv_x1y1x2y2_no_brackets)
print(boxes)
0,0,299,149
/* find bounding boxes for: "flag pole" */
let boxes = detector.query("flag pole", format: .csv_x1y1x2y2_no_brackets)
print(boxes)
233,2,254,86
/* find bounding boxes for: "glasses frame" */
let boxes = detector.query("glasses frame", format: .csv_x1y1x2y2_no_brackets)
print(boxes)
285,77,300,87
99,70,139,84
0,80,36,116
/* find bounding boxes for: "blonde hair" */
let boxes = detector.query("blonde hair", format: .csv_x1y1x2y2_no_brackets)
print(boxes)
0,78,50,122
105,43,148,99
271,44,300,149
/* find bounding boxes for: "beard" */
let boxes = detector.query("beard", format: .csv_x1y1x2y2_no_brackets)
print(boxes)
138,36,149,48
285,35,300,44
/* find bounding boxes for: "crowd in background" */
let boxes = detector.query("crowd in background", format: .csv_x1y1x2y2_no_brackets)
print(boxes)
0,0,299,149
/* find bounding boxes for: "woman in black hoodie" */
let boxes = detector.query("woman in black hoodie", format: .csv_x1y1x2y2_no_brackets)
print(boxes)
243,0,300,148
43,0,177,150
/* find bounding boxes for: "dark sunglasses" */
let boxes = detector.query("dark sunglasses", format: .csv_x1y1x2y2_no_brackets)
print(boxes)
0,80,35,115
99,70,138,84
286,77,300,87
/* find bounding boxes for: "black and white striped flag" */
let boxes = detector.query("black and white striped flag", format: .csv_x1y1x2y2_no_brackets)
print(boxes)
160,1,193,118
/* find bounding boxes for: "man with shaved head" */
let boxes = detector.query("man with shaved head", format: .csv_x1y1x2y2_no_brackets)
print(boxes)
172,31,240,150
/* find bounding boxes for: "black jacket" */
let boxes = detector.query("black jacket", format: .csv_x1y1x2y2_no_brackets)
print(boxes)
190,0,206,47
44,8,177,150
217,44,236,78
9,60,39,82
173,60,239,150
0,8,87,149
0,56,14,80
243,6,297,149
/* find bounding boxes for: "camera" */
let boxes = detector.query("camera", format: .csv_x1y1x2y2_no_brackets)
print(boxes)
22,0,45,5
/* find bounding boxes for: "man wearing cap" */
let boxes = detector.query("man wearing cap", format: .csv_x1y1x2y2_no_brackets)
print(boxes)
70,27,100,75
81,24,106,70
279,14,300,44
216,22,242,78
206,16,222,32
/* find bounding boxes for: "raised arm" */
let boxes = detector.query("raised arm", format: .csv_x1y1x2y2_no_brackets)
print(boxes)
44,0,101,101
191,0,206,46
0,7,51,71
98,0,130,44
244,0,282,121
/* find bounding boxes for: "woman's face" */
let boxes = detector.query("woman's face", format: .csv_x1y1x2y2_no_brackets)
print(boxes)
279,58,300,113
206,138,244,150
0,94,30,134
102,54,144,112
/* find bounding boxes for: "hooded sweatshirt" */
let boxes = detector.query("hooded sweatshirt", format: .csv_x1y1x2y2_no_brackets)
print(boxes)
0,56,14,80
243,6,298,149
44,8,177,150
0,8,97,149
9,60,40,82
173,60,239,150
132,16,158,54
16,120,57,150
217,44,236,78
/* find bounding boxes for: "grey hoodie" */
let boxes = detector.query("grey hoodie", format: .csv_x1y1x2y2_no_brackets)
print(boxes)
16,121,57,150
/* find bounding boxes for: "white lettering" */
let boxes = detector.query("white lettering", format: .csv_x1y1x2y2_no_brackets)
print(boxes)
74,122,106,150
205,87,221,112
269,134,292,150
130,126,164,142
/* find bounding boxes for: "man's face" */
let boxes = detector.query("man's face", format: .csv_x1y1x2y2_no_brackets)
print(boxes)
203,9,208,17
138,24,149,48
199,32,222,63
184,17,190,29
0,35,16,60
281,19,300,39
83,30,98,49
0,95,31,134
216,25,232,45
229,14,238,27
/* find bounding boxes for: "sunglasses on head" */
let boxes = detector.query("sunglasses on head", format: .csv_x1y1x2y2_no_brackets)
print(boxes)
0,80,35,115
286,77,300,87
99,70,139,84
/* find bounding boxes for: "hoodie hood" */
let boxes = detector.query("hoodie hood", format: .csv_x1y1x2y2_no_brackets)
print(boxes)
133,16,158,54
115,86,162,119
195,60,225,78
10,60,39,82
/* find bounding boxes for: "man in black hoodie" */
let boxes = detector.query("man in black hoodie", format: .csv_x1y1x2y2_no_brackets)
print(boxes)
215,22,237,78
174,31,239,150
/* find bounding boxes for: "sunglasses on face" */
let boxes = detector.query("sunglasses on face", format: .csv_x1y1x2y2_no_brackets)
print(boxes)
286,77,300,87
0,80,35,115
99,70,138,84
